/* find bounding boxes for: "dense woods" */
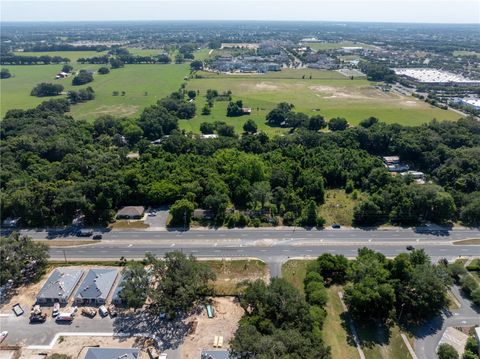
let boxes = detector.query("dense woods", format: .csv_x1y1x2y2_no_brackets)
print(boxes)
1,93,479,227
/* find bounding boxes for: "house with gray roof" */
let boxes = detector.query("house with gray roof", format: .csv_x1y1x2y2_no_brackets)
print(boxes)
36,268,83,305
84,347,139,359
74,268,119,305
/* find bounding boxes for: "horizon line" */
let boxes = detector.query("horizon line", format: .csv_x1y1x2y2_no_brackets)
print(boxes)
1,19,479,25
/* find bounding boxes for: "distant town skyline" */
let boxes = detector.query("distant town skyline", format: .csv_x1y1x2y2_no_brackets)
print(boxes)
1,0,479,24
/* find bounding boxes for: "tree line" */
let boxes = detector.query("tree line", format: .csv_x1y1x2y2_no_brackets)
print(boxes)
1,94,479,227
0,54,70,65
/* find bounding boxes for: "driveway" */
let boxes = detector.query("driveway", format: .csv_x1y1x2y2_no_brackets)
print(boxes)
145,206,169,229
414,285,480,359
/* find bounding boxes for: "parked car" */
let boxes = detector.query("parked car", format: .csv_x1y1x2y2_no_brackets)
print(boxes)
12,303,24,316
92,232,103,240
332,224,341,229
52,302,60,317
56,313,74,323
108,304,118,318
81,307,96,318
0,331,7,343
148,211,157,217
98,305,108,317
77,228,93,237
406,245,415,251
29,313,47,323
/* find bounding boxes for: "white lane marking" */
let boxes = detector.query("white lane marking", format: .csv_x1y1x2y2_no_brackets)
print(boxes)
128,244,133,247
214,243,218,247
170,243,175,247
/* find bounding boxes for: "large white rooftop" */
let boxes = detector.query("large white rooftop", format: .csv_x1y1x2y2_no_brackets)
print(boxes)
393,68,478,83
462,98,480,108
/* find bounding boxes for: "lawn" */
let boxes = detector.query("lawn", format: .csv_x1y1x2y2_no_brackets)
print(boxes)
1,63,190,119
318,189,364,226
182,69,460,135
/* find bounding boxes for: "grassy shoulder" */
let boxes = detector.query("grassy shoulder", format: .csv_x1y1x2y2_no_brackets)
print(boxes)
453,238,480,245
109,220,150,229
37,240,100,247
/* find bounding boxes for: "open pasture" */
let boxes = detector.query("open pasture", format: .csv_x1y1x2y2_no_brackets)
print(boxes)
181,69,460,134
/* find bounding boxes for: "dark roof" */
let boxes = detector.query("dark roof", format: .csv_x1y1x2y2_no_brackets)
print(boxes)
112,274,124,301
37,268,83,301
201,350,232,359
85,348,139,359
75,268,118,301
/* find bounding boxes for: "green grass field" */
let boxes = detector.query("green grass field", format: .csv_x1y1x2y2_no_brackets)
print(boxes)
182,69,460,134
1,63,190,119
319,189,364,226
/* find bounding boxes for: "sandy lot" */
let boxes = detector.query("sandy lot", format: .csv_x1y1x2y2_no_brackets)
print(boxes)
180,297,244,359
19,336,147,359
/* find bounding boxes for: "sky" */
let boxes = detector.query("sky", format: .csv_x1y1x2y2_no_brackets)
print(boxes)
1,0,479,24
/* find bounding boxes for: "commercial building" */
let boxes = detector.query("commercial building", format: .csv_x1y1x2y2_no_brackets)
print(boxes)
393,68,480,86
74,268,119,305
36,268,83,305
116,206,145,220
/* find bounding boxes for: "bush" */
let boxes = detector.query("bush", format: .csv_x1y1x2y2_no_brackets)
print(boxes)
437,343,459,359
1,68,12,79
72,70,93,85
98,67,110,74
31,82,64,97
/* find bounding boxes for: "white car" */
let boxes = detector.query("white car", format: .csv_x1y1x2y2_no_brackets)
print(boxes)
148,211,157,217
0,331,8,343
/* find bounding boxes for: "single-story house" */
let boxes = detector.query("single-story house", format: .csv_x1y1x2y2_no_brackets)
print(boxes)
201,350,232,359
74,268,118,305
193,209,214,220
36,268,83,305
200,134,219,139
84,347,139,359
242,107,252,114
382,156,400,165
116,206,145,220
111,275,125,305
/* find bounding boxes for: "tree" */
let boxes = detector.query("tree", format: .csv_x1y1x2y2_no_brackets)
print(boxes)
176,102,196,119
460,197,480,226
1,68,11,79
72,71,93,85
227,100,244,117
359,116,379,128
308,254,349,284
138,104,178,139
190,60,203,71
201,104,211,115
98,66,110,74
217,123,235,137
300,200,325,227
109,57,124,68
120,261,149,309
251,181,271,209
308,115,327,131
169,199,195,228
200,122,215,134
243,119,258,134
0,233,49,286
328,117,349,131
175,53,184,64
30,83,64,97
146,251,215,318
437,343,459,359
187,90,197,100
204,193,229,220
61,64,73,73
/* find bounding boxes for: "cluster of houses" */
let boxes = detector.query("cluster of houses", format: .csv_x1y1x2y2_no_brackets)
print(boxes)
382,156,425,184
36,267,125,306
210,55,283,73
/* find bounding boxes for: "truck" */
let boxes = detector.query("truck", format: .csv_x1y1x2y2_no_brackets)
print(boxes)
81,307,97,318
56,312,75,322
30,313,47,323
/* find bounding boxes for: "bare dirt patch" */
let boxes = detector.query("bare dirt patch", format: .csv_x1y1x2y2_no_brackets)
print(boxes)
0,273,48,314
180,297,244,359
309,85,371,100
88,104,139,118
254,82,280,91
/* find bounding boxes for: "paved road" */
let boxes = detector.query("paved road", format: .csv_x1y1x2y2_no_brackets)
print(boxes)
415,286,480,359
